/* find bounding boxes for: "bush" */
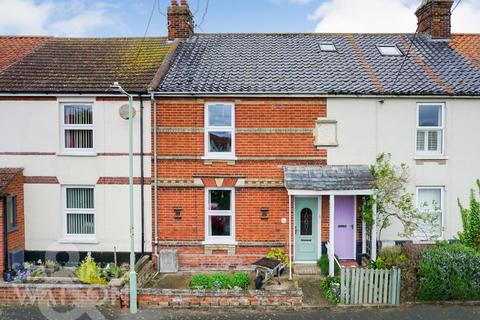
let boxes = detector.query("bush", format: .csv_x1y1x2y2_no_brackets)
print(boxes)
230,272,250,290
458,180,480,251
101,264,125,281
417,242,480,301
189,274,211,289
369,246,408,269
266,248,289,267
320,276,341,304
401,242,433,302
75,254,107,285
209,273,231,289
317,255,340,276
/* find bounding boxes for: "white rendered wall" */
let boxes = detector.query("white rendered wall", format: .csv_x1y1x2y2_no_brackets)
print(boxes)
327,97,480,241
0,96,152,254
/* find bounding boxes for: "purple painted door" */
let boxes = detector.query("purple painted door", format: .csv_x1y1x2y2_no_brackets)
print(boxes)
334,195,355,260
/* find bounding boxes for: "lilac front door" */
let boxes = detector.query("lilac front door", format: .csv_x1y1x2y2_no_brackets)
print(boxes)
334,196,355,260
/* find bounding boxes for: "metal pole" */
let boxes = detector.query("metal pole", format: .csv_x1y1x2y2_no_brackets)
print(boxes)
128,94,138,314
288,194,292,280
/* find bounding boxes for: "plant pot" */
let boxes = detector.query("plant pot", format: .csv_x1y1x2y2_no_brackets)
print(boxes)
3,270,15,282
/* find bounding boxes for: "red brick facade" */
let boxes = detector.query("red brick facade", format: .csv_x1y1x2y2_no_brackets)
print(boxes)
0,169,25,273
153,98,330,269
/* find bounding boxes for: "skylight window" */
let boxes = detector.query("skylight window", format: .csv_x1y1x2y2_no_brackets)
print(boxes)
319,41,337,52
377,45,403,56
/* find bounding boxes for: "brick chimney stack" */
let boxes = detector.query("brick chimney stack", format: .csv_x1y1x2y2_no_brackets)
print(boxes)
168,0,194,41
415,0,454,39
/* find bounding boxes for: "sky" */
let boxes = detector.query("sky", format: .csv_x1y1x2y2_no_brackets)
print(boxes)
0,0,478,37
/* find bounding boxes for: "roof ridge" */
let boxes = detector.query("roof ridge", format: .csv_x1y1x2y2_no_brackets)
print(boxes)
194,32,420,36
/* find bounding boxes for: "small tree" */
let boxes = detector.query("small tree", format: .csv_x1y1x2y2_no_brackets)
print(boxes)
458,180,480,250
363,153,440,240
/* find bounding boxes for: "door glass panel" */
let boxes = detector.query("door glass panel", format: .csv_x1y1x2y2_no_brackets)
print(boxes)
300,208,313,236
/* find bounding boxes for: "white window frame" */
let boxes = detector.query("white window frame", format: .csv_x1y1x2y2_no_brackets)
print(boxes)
204,187,236,244
204,102,236,160
415,186,444,241
59,102,95,156
416,103,445,156
62,185,96,242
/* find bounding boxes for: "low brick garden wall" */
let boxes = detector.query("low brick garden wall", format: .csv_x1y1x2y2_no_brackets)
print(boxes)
0,280,123,306
120,287,303,308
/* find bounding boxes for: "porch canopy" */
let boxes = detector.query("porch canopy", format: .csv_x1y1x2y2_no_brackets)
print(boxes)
284,165,377,277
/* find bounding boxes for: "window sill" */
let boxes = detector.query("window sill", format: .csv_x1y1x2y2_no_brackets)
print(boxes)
58,238,98,244
7,227,18,234
57,152,97,157
201,156,238,161
202,240,238,246
414,155,448,161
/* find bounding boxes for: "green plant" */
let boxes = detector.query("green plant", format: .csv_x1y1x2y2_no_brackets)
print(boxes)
266,248,289,267
320,276,341,304
370,246,408,269
189,274,211,289
75,253,107,285
29,268,44,278
364,153,440,240
317,255,340,276
416,242,480,301
44,260,58,270
209,272,231,289
230,272,250,290
458,180,480,251
101,264,125,281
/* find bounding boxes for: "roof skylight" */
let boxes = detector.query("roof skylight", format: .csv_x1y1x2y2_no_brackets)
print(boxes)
377,45,403,56
319,41,337,52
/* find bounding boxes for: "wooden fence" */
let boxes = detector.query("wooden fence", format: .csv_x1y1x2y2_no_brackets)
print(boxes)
340,267,401,305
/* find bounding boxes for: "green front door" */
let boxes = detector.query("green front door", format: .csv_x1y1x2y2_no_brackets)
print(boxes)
294,197,318,261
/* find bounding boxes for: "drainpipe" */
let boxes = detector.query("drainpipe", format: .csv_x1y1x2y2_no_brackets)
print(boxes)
151,92,159,266
139,96,145,255
2,196,8,272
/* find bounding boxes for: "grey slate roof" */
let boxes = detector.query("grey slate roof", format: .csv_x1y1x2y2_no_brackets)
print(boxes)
284,165,373,191
158,33,480,96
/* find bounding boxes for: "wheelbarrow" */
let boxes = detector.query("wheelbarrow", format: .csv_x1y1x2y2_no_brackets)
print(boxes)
252,257,285,289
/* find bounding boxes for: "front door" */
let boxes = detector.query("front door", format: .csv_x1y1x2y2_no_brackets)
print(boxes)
294,197,318,261
334,195,355,259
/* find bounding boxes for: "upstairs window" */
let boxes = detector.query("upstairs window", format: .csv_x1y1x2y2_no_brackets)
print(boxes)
61,103,94,154
204,102,235,159
64,186,95,239
416,103,444,155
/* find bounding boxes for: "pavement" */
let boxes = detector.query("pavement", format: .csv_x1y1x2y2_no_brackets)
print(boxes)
0,305,480,320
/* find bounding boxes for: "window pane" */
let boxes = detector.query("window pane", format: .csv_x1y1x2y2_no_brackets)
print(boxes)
208,131,231,153
419,105,441,127
208,105,232,126
418,189,441,211
210,216,231,236
416,130,426,151
64,105,93,125
6,197,15,229
300,208,313,236
67,213,94,234
209,190,231,210
65,129,93,149
66,188,94,209
427,130,441,152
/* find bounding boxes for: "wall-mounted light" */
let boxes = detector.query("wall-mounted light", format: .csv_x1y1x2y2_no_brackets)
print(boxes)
260,207,269,220
173,208,182,220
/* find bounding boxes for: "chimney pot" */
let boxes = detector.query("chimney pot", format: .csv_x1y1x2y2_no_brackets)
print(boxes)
415,0,454,39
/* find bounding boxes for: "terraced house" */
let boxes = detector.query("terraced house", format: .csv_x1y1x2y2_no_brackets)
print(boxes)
0,36,174,269
151,0,480,272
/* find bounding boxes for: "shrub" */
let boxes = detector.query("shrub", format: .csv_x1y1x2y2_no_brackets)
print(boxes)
266,248,289,267
320,276,341,304
370,246,408,269
458,180,480,251
401,242,433,302
101,264,125,281
189,274,211,289
75,254,107,285
230,272,250,290
209,273,231,289
317,255,340,276
416,242,480,301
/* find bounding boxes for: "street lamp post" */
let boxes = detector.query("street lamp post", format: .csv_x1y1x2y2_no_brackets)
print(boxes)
110,82,137,314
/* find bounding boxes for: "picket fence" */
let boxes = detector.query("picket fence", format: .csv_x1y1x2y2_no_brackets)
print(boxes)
340,267,401,305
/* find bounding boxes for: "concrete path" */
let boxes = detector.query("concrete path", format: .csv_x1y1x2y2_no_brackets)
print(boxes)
1,305,479,320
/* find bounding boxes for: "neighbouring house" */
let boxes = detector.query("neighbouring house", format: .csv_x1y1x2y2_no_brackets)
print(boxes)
0,168,25,273
150,0,480,273
0,36,176,267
